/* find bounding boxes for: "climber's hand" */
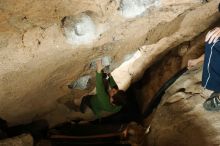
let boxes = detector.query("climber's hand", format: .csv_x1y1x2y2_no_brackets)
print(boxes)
187,59,199,70
205,27,220,44
122,128,128,138
96,59,103,73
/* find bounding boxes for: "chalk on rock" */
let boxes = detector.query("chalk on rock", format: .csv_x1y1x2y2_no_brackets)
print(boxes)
119,0,160,18
89,56,112,70
124,53,136,62
102,56,112,67
68,75,91,90
61,13,97,45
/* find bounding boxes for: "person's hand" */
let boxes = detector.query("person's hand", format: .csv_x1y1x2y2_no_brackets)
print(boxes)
107,72,111,77
187,59,199,70
122,128,128,138
96,59,103,73
205,27,220,44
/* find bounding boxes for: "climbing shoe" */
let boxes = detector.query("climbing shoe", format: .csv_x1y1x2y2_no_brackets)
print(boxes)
203,92,220,111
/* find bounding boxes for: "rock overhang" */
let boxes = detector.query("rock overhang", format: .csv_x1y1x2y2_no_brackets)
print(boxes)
0,0,219,126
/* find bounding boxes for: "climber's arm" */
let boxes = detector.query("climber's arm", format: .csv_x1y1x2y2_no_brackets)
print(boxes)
108,73,118,88
187,54,204,70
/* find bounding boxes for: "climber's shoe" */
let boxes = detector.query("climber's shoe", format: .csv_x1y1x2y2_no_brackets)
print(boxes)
203,92,220,111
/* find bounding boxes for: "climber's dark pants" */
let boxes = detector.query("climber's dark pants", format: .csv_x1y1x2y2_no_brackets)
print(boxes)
202,40,220,92
80,95,93,113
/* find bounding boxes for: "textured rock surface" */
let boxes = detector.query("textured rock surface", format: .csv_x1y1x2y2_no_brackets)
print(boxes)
0,0,219,127
142,66,220,146
0,134,33,146
131,32,205,114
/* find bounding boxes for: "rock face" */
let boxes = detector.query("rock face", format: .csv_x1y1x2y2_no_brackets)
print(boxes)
0,134,33,146
132,32,205,114
0,0,220,127
62,13,98,45
119,0,160,18
142,66,220,146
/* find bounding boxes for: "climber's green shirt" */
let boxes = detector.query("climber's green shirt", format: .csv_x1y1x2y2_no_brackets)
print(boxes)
90,72,122,118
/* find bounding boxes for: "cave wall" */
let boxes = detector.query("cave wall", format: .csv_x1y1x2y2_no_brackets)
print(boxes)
134,32,206,114
0,0,219,127
141,66,220,146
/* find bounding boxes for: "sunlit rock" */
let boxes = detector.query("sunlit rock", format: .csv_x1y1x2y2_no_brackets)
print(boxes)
123,52,136,62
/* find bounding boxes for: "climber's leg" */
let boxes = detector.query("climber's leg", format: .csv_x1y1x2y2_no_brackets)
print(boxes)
80,95,92,113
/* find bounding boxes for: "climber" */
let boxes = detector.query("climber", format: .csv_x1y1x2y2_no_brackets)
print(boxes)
187,3,220,111
78,59,127,118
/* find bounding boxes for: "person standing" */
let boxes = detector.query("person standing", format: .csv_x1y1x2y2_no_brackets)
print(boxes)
188,22,220,111
187,2,220,111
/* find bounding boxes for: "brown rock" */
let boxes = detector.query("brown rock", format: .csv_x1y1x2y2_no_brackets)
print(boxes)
143,67,220,146
0,134,33,146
